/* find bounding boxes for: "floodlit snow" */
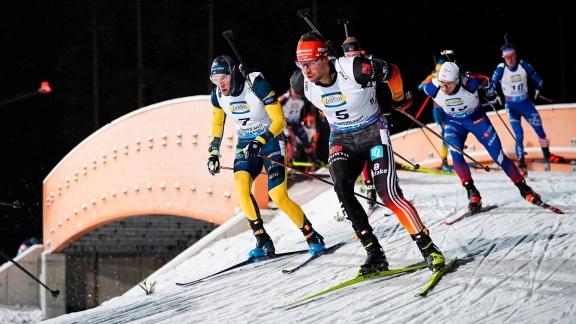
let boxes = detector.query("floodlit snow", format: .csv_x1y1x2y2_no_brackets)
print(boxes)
7,168,576,323
0,304,42,324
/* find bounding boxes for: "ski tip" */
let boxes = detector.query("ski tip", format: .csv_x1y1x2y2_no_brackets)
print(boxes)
538,202,564,214
176,280,199,287
415,257,458,297
550,206,564,214
443,219,458,226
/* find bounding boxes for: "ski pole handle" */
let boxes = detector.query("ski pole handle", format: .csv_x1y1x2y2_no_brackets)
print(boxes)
0,200,20,209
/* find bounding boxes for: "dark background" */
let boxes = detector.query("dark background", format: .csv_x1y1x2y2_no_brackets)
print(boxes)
0,0,574,263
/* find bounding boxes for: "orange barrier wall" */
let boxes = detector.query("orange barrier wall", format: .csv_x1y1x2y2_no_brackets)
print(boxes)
391,104,576,172
42,96,269,253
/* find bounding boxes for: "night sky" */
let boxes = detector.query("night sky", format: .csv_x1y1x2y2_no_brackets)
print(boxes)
0,1,574,261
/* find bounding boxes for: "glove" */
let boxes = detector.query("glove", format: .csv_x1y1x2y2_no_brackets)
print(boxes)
534,89,540,100
485,91,501,105
243,140,264,159
392,90,413,111
207,154,220,175
239,64,247,76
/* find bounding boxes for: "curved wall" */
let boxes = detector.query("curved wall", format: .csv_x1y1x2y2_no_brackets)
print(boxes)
43,100,575,253
42,96,269,253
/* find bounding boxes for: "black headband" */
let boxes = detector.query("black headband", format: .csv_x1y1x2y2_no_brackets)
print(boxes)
342,41,362,53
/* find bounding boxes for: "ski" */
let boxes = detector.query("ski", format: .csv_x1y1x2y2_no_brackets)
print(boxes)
415,257,458,297
176,249,309,287
443,205,498,225
532,199,564,214
367,204,393,217
288,170,332,179
528,158,575,165
277,262,429,309
282,242,345,274
367,204,379,217
395,162,456,176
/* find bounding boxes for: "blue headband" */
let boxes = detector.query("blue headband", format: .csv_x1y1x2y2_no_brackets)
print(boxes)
502,46,516,55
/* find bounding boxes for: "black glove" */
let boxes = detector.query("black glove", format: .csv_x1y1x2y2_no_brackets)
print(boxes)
207,155,220,175
485,90,501,105
392,90,413,111
243,140,264,158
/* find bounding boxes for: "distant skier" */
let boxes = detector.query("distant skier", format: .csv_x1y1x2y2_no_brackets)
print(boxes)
491,43,565,176
418,59,452,172
421,61,544,211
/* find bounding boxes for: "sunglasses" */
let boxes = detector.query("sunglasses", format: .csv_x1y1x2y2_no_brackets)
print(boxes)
210,74,231,85
295,54,326,69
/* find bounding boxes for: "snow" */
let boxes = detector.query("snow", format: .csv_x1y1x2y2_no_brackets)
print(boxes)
6,169,576,323
0,304,42,324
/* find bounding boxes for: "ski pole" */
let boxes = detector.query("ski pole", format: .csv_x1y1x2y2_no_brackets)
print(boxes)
538,94,554,103
487,104,519,143
222,30,260,93
394,109,490,172
393,152,420,170
0,200,21,209
258,154,385,208
0,81,52,106
222,30,250,73
421,128,441,158
414,96,430,119
337,18,349,38
440,50,455,63
297,8,339,57
0,249,60,297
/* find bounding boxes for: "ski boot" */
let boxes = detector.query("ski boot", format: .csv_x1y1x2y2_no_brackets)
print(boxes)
463,180,482,211
366,180,377,207
441,158,453,173
542,147,566,163
365,180,377,215
301,217,325,255
411,229,445,272
357,229,388,275
248,218,275,258
515,179,542,205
